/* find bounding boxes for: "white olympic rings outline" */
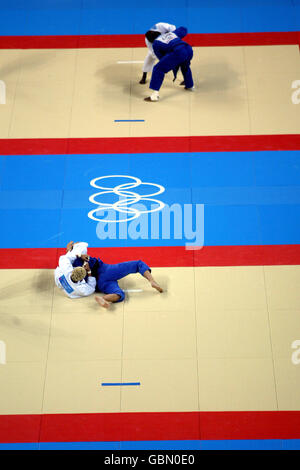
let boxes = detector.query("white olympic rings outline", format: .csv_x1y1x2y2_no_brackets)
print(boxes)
88,175,166,223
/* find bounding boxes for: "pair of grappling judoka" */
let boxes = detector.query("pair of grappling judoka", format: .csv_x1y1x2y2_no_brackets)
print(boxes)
140,22,194,102
54,241,163,309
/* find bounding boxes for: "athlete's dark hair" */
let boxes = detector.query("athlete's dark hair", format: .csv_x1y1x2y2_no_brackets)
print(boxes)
145,30,161,43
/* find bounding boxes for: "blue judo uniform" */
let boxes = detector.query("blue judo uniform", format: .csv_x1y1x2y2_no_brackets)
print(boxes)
150,26,194,92
73,256,151,302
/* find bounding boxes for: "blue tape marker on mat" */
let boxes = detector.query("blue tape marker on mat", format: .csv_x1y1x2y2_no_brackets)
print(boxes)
101,382,140,386
114,120,145,122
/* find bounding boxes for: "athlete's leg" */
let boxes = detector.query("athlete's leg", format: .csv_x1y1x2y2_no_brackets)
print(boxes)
95,292,121,309
99,260,151,282
95,280,124,309
107,260,163,292
142,269,164,293
98,260,163,295
145,52,181,101
95,296,118,309
149,52,179,91
181,61,194,89
179,46,194,89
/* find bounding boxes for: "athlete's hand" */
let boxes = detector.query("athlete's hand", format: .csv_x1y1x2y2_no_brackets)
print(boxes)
83,261,92,275
83,261,90,271
66,241,74,252
80,254,90,262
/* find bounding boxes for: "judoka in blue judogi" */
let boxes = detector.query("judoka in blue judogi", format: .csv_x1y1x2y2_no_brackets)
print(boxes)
144,26,194,102
60,241,163,309
139,22,177,85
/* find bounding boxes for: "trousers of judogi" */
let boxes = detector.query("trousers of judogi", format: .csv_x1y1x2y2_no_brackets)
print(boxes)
150,43,194,91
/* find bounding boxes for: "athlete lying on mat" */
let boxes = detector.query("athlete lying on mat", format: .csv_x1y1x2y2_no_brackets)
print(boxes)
54,241,163,309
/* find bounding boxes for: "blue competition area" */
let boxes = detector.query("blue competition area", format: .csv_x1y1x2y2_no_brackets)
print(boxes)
1,150,300,249
0,0,300,36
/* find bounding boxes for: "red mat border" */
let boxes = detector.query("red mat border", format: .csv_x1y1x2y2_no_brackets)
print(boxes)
0,31,299,49
1,134,300,155
0,411,299,443
2,245,300,269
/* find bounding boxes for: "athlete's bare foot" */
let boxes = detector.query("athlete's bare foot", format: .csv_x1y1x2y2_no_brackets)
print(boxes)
151,281,163,293
95,296,111,309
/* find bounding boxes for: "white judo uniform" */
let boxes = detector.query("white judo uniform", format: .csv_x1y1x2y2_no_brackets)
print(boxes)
54,242,96,299
143,22,176,73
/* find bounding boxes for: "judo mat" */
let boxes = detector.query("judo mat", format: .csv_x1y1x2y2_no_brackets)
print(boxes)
0,0,300,450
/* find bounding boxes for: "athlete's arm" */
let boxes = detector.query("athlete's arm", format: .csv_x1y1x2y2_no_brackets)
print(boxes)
173,26,188,39
58,252,76,276
75,277,96,297
156,22,176,33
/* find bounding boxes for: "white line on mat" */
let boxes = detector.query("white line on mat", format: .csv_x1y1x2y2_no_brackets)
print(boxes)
124,289,143,293
117,61,144,64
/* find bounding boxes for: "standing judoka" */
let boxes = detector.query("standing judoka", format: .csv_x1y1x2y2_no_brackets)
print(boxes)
144,26,194,102
139,22,177,84
56,241,163,309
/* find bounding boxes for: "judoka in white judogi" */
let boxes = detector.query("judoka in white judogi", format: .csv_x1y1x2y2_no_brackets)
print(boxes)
139,22,176,84
54,242,96,299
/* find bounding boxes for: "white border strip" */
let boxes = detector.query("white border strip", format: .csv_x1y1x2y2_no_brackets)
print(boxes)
117,61,144,64
124,289,143,293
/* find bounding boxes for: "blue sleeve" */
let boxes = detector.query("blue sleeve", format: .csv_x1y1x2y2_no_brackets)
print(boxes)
152,40,166,60
173,26,187,39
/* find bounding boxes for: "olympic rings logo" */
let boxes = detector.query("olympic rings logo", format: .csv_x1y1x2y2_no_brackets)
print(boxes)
88,175,165,223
